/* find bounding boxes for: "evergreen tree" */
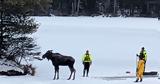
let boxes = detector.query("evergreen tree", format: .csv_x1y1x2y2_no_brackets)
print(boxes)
0,0,40,64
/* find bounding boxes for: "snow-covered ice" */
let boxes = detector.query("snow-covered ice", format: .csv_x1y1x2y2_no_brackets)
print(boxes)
1,16,160,84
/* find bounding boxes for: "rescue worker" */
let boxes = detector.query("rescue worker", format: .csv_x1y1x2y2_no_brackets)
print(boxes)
82,50,92,77
135,56,145,82
137,47,147,71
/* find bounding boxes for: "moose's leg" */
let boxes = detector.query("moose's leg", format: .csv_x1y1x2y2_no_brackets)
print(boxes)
53,66,59,80
72,68,76,80
53,69,57,80
68,65,76,80
57,66,59,80
68,65,74,80
68,71,72,80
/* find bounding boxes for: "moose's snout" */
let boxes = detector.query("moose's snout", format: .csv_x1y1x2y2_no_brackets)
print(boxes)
42,55,45,59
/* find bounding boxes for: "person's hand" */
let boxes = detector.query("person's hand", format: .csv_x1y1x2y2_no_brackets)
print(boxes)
90,62,92,65
136,54,139,57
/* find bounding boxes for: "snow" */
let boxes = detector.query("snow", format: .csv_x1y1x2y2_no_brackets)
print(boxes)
0,59,23,72
1,16,160,83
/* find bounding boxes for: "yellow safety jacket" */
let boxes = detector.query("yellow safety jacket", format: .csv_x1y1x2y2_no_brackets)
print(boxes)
82,54,92,62
140,50,147,61
143,50,147,61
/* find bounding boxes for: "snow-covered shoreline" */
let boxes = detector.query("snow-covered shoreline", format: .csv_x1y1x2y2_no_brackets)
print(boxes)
1,16,160,84
0,59,23,72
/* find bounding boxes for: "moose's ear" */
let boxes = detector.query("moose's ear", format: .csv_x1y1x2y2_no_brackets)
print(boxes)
48,50,53,52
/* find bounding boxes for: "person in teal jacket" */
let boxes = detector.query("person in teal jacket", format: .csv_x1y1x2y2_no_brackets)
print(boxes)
82,50,92,77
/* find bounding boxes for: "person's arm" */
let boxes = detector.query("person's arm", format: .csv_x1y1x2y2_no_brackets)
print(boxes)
82,55,85,64
90,54,93,65
136,54,139,57
144,50,147,61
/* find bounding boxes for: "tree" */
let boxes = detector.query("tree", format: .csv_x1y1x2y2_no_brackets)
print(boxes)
119,0,146,16
19,0,52,16
71,0,81,16
0,0,40,64
0,0,5,59
96,0,111,15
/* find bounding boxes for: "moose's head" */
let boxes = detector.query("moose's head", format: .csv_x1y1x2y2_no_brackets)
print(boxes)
42,50,53,60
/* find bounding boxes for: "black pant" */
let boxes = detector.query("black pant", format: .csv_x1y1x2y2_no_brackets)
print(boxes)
144,60,146,72
83,62,90,77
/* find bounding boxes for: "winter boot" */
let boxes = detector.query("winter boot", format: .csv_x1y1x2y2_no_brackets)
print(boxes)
86,74,88,77
135,78,139,82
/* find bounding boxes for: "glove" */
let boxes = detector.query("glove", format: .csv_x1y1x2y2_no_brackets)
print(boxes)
136,54,139,57
136,68,139,73
90,62,92,65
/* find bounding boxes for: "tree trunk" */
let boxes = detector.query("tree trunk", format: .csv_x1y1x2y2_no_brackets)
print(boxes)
76,0,80,16
0,0,4,58
113,0,117,15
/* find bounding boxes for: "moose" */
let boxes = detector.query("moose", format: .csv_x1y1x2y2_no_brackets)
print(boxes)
42,50,76,80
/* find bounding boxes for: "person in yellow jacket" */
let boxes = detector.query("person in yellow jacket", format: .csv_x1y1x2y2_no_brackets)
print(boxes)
82,50,92,77
140,47,147,61
135,56,145,82
137,47,147,71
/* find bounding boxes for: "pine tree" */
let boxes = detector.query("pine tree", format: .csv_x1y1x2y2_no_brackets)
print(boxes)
0,0,40,64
